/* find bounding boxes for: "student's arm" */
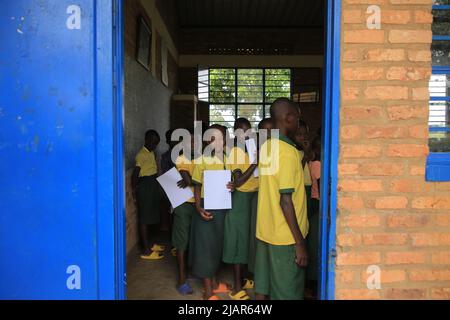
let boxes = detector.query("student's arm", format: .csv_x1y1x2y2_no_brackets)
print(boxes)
231,164,257,188
194,184,212,221
131,166,141,200
177,170,192,189
280,193,308,268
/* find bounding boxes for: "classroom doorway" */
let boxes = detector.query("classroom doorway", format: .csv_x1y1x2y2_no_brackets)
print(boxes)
117,0,340,300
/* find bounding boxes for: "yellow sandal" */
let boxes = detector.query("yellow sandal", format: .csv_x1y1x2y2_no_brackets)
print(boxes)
151,244,166,252
243,279,254,290
140,251,164,260
229,290,251,300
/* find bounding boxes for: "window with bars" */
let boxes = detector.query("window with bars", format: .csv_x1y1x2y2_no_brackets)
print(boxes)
198,68,291,129
427,1,450,181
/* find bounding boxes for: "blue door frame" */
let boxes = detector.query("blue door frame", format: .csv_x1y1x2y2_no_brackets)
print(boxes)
110,0,341,300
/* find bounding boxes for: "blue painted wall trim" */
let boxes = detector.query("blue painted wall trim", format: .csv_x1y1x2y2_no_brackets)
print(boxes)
426,153,450,182
319,0,340,300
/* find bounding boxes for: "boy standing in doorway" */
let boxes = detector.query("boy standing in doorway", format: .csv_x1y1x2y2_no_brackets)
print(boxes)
132,129,165,260
255,98,309,300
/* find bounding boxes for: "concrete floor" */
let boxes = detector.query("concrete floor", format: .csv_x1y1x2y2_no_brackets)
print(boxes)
126,231,256,300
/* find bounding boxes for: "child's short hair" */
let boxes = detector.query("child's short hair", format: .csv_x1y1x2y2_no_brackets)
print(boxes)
298,120,309,133
258,118,274,130
234,118,251,130
145,129,160,141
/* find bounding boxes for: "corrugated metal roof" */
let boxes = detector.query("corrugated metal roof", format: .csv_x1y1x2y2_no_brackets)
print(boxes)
177,0,324,28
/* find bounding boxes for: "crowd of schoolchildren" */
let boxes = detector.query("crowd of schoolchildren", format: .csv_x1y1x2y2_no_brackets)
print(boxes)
131,98,321,300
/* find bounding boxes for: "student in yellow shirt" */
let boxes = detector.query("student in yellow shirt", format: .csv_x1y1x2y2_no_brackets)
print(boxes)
132,129,165,260
173,130,196,295
189,124,231,300
255,98,309,300
223,118,258,301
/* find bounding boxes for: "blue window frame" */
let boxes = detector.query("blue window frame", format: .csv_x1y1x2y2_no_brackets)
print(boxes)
427,2,450,181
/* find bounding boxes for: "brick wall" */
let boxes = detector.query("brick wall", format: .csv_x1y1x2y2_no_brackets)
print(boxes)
337,0,450,300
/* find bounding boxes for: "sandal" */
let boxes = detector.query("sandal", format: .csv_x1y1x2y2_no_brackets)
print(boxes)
171,247,177,257
243,279,254,290
207,295,220,300
213,282,231,294
140,251,164,260
177,282,193,295
151,244,166,252
229,290,251,300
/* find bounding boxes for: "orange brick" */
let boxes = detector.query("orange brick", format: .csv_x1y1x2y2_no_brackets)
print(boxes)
342,87,360,100
339,163,359,175
345,30,385,43
365,126,406,139
336,252,381,266
341,125,361,140
386,67,430,81
410,165,425,176
389,30,432,44
364,86,408,100
432,252,450,265
362,233,408,245
341,145,382,158
336,289,380,300
414,10,433,24
337,234,363,247
387,214,429,228
387,144,428,158
385,252,426,265
343,10,363,24
409,270,450,281
411,233,450,246
388,105,428,120
341,214,381,228
363,49,405,62
431,288,450,299
336,270,355,284
381,10,411,24
436,182,450,191
412,87,430,100
385,288,426,300
409,124,429,139
346,0,385,3
343,49,360,62
390,179,421,193
361,270,406,283
408,50,431,62
343,67,384,81
359,163,403,176
375,196,408,209
412,197,450,209
339,197,365,210
390,0,432,3
435,215,450,227
342,106,382,121
339,179,383,192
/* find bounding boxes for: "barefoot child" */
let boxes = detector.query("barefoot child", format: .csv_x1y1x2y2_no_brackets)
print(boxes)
223,118,258,300
132,130,166,260
173,130,196,295
189,124,231,300
255,98,309,300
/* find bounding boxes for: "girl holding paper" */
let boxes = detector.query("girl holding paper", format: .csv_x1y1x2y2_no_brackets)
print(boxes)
190,124,232,300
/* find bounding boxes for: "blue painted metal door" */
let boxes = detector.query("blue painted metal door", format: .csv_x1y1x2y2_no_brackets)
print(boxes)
0,0,125,299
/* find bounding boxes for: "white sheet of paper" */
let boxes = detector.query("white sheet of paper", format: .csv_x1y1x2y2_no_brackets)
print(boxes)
157,167,193,209
204,170,232,210
245,139,259,177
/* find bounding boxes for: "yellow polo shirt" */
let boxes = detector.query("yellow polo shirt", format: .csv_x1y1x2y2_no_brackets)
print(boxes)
299,150,312,187
226,146,258,193
135,146,157,177
256,135,308,245
192,155,227,198
175,154,195,203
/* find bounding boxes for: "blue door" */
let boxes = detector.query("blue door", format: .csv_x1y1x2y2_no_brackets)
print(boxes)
0,0,125,299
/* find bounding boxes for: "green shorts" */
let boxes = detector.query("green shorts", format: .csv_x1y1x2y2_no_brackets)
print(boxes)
136,175,160,225
172,202,195,251
188,207,227,279
248,191,258,273
307,199,320,281
223,191,257,265
254,240,305,300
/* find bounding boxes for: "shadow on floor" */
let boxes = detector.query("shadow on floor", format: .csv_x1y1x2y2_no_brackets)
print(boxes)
126,231,256,300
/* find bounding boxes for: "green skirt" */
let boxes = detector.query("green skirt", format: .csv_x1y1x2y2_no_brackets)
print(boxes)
172,202,195,251
223,191,257,265
136,175,161,225
307,198,320,281
188,207,227,278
